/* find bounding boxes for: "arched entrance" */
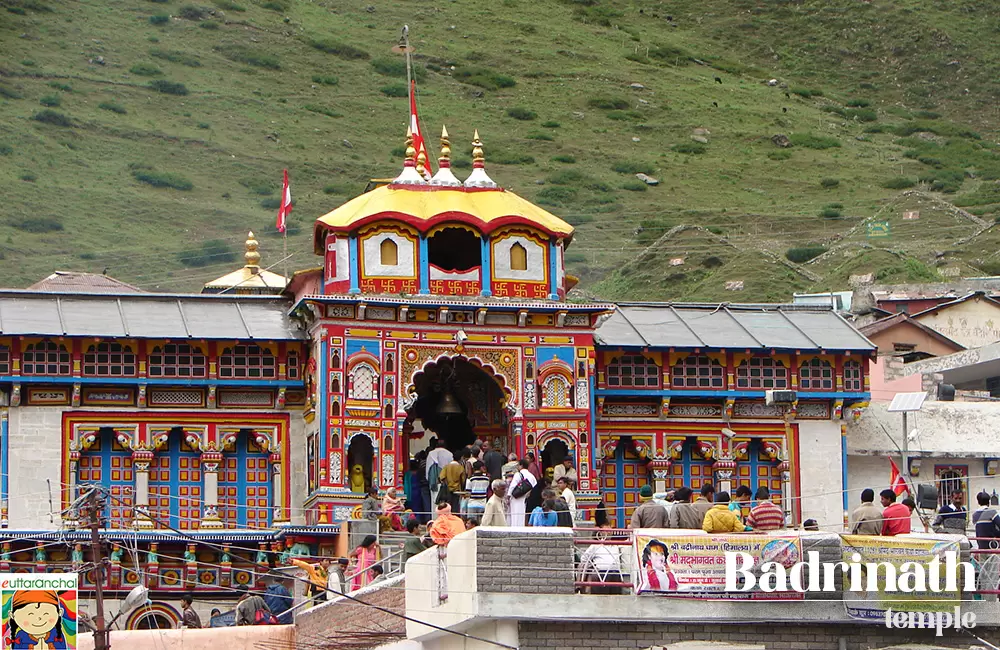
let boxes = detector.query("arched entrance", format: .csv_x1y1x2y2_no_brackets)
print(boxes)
407,357,509,451
346,434,374,493
541,438,569,482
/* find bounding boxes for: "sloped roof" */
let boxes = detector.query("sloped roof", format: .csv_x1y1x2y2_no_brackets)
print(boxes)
859,312,966,351
27,271,143,294
911,291,1000,318
0,291,302,340
596,303,875,352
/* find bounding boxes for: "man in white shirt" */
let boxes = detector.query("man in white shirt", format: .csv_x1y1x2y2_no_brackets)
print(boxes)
426,439,453,479
553,457,578,485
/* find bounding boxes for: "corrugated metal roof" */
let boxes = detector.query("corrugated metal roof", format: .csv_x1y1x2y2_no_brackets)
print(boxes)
0,292,303,340
27,271,143,294
596,304,874,351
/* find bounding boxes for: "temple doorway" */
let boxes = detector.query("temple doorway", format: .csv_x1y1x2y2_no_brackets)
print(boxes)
347,435,374,493
541,438,569,482
407,356,509,451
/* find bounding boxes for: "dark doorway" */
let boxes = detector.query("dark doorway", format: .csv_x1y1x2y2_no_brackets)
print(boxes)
347,435,374,493
428,227,481,272
541,438,569,476
409,357,505,451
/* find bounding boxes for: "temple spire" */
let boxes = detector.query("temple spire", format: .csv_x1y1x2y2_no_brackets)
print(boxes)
463,129,497,188
393,126,427,185
244,231,261,273
430,125,461,186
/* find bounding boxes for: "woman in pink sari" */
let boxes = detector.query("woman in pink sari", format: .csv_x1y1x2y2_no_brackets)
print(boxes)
349,535,380,591
382,487,405,531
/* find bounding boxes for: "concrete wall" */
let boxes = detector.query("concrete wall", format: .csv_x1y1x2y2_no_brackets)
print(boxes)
8,406,66,528
77,624,293,650
476,527,575,594
912,297,1000,348
866,321,963,358
797,419,844,528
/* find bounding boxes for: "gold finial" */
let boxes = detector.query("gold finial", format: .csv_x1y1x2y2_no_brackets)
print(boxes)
472,129,484,165
439,125,451,165
416,148,427,176
404,127,416,164
245,231,261,269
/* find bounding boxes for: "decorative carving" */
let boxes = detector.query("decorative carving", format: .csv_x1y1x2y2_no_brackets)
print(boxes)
603,402,658,416
670,404,723,417
523,382,536,411
660,397,671,418
10,384,20,407
137,384,147,408
382,455,395,486
761,441,783,461
328,305,354,318
632,439,651,459
667,439,685,460
207,385,217,408
713,456,737,481
71,383,81,407
833,399,844,419
797,401,831,419
731,440,750,461
575,379,589,410
367,307,395,321
851,401,869,422
277,387,287,409
329,452,342,485
564,313,589,327
733,402,784,418
723,398,735,420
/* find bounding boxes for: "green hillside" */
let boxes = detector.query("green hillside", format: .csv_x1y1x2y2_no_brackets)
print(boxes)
1,0,998,298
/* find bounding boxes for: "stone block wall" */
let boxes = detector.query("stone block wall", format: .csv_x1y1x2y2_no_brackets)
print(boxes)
294,578,405,641
476,529,575,595
517,621,989,650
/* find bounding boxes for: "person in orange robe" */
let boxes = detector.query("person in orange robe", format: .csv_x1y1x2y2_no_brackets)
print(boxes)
429,503,466,546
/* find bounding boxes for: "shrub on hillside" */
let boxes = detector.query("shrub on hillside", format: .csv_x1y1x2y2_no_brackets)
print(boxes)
819,206,842,219
882,176,916,189
130,63,163,76
9,216,63,233
588,97,628,110
149,48,201,67
370,57,425,80
507,107,537,121
674,142,706,154
218,46,280,69
790,133,840,150
536,186,577,205
542,120,561,128
149,80,189,95
492,152,534,165
20,172,37,182
552,154,576,163
39,94,60,107
98,101,127,114
177,239,236,267
0,84,23,99
199,21,218,29
527,132,554,141
213,0,245,9
312,74,338,85
846,98,871,107
453,67,515,90
786,246,827,263
48,81,72,92
132,169,193,190
768,150,792,161
622,180,647,192
790,87,824,98
380,84,407,98
612,160,655,174
309,38,368,60
548,170,585,185
820,178,840,188
260,198,281,209
262,0,287,10
149,14,169,24
304,104,341,118
179,5,207,19
32,109,71,126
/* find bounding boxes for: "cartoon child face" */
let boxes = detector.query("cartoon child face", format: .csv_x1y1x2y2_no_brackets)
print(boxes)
649,547,667,572
12,603,60,637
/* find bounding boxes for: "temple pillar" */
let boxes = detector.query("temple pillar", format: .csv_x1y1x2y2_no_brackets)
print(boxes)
271,453,288,525
66,454,79,529
648,458,671,494
200,452,223,529
712,456,736,495
132,451,154,529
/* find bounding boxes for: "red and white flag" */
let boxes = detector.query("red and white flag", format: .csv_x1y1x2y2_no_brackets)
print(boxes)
276,168,291,233
409,80,433,175
889,457,908,496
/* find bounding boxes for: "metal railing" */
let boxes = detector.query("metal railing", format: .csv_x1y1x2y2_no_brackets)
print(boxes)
573,527,634,594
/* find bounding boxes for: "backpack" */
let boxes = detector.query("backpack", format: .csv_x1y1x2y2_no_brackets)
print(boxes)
254,608,280,626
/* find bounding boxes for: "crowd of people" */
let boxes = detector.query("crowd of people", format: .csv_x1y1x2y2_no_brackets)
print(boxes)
627,483,790,533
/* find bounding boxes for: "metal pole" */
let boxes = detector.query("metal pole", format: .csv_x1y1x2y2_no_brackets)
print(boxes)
87,489,109,650
900,411,909,486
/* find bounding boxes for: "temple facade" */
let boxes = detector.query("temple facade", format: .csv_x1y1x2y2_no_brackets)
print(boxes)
0,128,874,626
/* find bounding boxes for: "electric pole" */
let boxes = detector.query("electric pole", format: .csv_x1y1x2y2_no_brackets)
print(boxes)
83,488,110,650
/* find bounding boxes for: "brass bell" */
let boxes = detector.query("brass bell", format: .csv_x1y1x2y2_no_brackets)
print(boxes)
436,390,462,416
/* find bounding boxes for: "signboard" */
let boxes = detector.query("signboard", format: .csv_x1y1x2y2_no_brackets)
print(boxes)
841,535,962,620
633,534,805,600
867,220,891,237
1,573,78,650
903,210,920,220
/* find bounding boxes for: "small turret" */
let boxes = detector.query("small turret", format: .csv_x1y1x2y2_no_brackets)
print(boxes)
429,125,461,187
463,129,497,189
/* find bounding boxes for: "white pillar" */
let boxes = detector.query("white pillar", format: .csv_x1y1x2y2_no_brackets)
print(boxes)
200,454,222,529
271,457,287,525
133,453,153,529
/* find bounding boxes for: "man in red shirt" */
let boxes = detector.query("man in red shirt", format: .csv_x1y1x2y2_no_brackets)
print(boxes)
747,487,785,531
880,489,911,536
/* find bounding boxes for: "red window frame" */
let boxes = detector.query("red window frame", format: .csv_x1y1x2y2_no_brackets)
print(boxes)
843,360,863,391
148,343,207,378
219,344,276,379
22,340,71,376
84,342,137,377
799,358,833,390
287,350,300,380
606,353,661,388
736,358,788,389
671,355,724,388
0,345,9,374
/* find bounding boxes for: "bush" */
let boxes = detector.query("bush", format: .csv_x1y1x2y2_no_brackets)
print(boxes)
536,186,577,205
548,170,585,185
846,98,871,107
882,176,916,189
786,246,827,263
790,133,840,150
32,110,71,126
380,84,407,98
20,172,37,182
820,207,842,219
768,150,792,161
541,120,560,128
607,109,642,121
565,214,594,225
9,216,63,232
920,169,964,193
260,197,281,209
312,74,338,85
453,67,515,90
622,180,647,192
177,239,236,267
492,152,534,165
0,144,12,155
132,169,193,190
98,101,127,114
130,62,162,76
149,48,201,67
149,80,189,95
309,39,369,60
323,185,340,194
914,110,940,120
820,177,840,189
790,87,824,98
39,94,60,107
200,21,218,29
0,84,23,99
48,81,72,92
218,46,280,69
213,0,245,9
149,14,169,24
552,154,576,163
507,106,537,121
262,0,287,10
304,104,341,118
179,4,206,19
370,57,425,80
588,97,628,110
674,142,706,154
527,132,554,141
197,122,210,129
612,160,655,174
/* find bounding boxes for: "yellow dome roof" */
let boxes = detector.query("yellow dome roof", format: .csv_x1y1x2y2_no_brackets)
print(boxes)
313,185,573,252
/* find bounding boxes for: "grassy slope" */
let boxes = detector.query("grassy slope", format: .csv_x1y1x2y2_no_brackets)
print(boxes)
0,0,997,297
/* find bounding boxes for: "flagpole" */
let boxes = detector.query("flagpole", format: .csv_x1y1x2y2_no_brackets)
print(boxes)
402,25,412,103
283,229,288,285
